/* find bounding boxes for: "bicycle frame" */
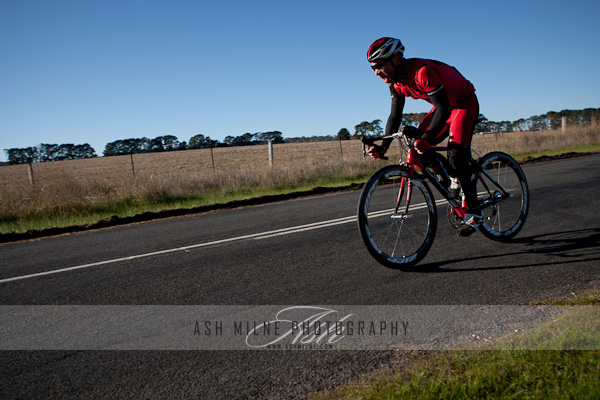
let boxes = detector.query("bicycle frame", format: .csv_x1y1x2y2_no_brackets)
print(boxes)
366,133,512,221
397,138,466,218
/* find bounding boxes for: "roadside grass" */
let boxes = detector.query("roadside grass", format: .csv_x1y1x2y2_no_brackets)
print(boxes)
511,143,600,161
0,163,376,233
1,127,599,234
312,290,600,400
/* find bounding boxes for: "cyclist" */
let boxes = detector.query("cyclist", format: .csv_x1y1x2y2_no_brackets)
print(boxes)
365,37,482,237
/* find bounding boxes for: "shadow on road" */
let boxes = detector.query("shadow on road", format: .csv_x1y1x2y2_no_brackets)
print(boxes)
413,228,600,273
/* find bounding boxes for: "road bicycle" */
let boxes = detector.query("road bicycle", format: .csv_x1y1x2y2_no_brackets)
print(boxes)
358,129,529,269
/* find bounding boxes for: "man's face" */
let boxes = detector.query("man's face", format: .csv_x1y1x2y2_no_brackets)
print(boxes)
370,58,394,84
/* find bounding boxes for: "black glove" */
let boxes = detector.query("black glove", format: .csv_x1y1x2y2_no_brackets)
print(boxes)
402,126,423,139
366,144,388,160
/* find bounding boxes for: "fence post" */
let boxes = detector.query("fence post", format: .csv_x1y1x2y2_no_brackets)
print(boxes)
130,153,136,178
338,137,344,161
562,116,567,132
27,162,35,187
268,140,274,166
210,147,215,171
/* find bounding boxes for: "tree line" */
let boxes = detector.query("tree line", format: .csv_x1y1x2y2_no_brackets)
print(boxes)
103,131,285,156
475,108,600,133
4,108,598,165
3,132,285,164
5,143,96,165
103,135,186,156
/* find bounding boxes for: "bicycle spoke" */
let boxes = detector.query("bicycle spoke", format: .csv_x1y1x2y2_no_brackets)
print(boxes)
375,221,396,249
392,221,402,258
397,218,426,240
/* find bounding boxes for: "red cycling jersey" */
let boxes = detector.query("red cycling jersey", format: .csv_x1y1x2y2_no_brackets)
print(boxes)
392,58,475,107
378,55,480,213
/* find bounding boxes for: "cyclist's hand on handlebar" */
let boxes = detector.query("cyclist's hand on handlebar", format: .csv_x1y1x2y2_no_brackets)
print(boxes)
414,138,431,154
402,125,423,139
401,126,430,153
366,144,388,160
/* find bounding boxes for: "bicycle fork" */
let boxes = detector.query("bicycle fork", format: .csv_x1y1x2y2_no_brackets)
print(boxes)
391,163,427,220
392,176,410,219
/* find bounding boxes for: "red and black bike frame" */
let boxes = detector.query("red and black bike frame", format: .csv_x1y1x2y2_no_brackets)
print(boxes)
396,143,468,219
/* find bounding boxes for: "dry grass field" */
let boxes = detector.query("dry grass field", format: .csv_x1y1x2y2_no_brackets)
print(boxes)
1,126,599,233
0,140,376,232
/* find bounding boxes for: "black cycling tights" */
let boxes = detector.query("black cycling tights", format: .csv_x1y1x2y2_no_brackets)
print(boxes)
447,143,478,212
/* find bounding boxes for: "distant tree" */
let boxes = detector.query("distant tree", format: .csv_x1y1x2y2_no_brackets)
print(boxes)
474,114,489,134
161,135,180,151
103,142,116,156
73,144,96,159
513,118,527,132
149,137,165,152
546,111,561,130
35,144,56,162
5,147,36,164
368,120,382,135
255,131,284,144
104,138,143,155
189,134,208,149
354,121,370,137
580,108,600,125
233,133,255,146
223,136,235,146
206,137,219,148
337,128,351,140
402,112,428,127
189,134,220,149
530,115,542,131
222,133,255,147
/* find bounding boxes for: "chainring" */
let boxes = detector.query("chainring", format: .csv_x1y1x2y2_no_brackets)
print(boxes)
446,205,463,229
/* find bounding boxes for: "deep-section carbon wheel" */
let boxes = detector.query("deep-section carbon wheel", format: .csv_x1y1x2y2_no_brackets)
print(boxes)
476,152,529,241
358,165,437,269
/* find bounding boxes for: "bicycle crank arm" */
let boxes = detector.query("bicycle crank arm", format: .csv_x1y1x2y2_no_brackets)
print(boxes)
480,190,511,209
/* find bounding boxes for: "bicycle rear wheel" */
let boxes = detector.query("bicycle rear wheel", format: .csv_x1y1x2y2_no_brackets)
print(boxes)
476,152,529,241
358,165,437,269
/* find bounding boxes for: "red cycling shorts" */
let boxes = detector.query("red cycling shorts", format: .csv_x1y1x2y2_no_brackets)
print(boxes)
418,93,479,149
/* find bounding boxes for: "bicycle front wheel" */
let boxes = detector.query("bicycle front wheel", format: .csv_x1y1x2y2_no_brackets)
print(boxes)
476,152,529,241
358,165,437,269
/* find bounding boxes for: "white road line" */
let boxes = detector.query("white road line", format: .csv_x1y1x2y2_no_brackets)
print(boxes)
253,216,356,240
0,215,358,284
1,197,454,284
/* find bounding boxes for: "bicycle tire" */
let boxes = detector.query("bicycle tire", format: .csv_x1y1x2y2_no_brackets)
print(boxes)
476,151,529,241
358,165,437,269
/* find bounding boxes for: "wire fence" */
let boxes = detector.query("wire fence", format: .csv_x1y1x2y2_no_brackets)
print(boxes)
2,126,598,190
0,139,378,188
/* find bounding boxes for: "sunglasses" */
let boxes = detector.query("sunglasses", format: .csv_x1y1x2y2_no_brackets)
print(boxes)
370,60,388,71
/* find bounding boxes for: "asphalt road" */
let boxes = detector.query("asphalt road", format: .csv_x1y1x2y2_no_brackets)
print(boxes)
1,154,599,399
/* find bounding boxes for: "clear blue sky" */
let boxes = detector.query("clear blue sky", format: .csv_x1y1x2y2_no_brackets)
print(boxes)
1,0,599,160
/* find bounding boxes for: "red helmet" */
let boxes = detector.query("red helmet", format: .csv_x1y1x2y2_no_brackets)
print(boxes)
367,37,405,62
